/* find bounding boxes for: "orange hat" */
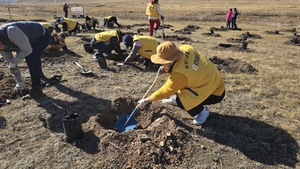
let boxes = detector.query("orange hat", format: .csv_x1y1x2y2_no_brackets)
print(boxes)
151,41,183,64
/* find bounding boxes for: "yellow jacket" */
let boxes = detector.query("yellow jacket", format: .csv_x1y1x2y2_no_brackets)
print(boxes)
146,3,159,18
95,30,119,43
133,35,158,59
45,33,66,51
63,18,77,31
150,45,225,111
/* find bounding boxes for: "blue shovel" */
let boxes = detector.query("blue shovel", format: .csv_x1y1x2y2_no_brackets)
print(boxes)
114,67,167,132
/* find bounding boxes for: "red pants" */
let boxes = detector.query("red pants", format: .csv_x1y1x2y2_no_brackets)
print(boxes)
148,19,161,36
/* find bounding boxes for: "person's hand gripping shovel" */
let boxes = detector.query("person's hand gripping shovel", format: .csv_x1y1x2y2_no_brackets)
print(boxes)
114,66,167,132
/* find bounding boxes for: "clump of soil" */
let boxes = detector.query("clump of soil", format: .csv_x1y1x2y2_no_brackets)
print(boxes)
202,32,221,37
264,30,281,35
279,28,296,32
227,38,254,43
210,26,228,31
174,25,200,34
211,43,253,52
240,32,262,39
160,35,193,42
284,37,300,46
209,56,258,74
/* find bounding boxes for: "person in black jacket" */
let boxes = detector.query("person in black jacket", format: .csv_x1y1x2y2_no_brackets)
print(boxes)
231,8,240,30
84,16,99,31
0,21,52,100
103,16,121,28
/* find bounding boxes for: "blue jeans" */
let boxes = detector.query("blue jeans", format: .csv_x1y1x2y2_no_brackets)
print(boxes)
25,29,51,89
90,38,113,56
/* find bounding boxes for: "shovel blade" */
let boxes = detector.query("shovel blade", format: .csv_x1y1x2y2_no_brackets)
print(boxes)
114,113,138,132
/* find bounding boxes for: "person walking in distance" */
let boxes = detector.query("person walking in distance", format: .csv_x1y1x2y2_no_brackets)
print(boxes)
0,21,52,100
137,41,225,125
63,3,71,18
146,0,164,36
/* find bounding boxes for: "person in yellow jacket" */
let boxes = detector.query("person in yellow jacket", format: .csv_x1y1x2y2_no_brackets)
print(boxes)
103,16,121,28
146,0,164,36
137,41,225,125
119,34,160,69
39,22,57,33
90,30,125,69
45,32,69,51
84,15,99,31
56,17,79,36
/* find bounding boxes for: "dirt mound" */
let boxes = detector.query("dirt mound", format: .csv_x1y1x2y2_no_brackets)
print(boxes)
209,56,258,74
239,32,262,39
174,25,200,34
202,32,221,37
227,38,254,43
264,30,281,35
211,43,253,52
159,35,193,42
284,37,300,46
279,28,297,32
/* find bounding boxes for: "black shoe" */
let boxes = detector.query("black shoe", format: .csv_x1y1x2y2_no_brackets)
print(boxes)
22,87,43,100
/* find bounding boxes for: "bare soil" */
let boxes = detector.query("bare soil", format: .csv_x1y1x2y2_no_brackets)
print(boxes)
0,20,299,169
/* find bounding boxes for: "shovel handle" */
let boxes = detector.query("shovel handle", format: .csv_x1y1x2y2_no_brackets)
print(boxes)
73,61,86,71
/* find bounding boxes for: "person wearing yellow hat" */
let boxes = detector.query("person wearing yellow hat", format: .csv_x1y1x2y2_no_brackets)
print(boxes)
137,41,225,125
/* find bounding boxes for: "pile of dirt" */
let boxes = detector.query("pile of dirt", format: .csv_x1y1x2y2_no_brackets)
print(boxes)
209,56,258,74
210,26,228,31
160,35,193,42
226,38,254,43
264,30,281,35
210,43,253,52
202,32,221,37
240,32,262,39
284,36,300,46
174,25,200,34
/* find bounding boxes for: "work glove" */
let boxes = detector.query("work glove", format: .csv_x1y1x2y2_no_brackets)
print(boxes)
14,82,27,95
9,62,19,75
137,99,148,109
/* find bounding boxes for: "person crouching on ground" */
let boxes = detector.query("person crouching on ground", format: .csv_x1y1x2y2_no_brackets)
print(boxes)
146,0,164,36
84,15,99,31
137,41,225,125
119,34,160,70
90,30,125,69
56,17,80,36
45,32,69,51
0,21,52,100
103,16,121,28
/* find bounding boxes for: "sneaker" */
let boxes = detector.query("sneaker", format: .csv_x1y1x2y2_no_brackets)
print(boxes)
21,87,43,100
92,54,99,62
161,94,177,106
193,106,209,125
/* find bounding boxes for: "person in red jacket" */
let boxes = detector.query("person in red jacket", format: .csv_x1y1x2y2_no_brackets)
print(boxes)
63,3,71,18
137,41,225,125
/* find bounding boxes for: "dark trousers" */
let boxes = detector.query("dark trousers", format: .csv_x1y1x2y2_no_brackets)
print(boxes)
176,90,225,117
232,17,237,29
25,29,51,89
90,38,113,57
226,20,231,29
64,10,68,18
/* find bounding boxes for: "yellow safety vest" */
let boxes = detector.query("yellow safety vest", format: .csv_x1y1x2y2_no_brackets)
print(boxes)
95,30,119,43
45,34,65,51
133,35,158,59
173,45,225,110
63,18,77,31
146,3,159,18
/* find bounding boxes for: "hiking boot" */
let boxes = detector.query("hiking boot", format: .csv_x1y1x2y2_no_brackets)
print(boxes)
161,94,177,106
21,87,43,100
193,106,209,125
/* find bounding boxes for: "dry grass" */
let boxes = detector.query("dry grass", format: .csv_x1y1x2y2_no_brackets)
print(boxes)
0,0,299,168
